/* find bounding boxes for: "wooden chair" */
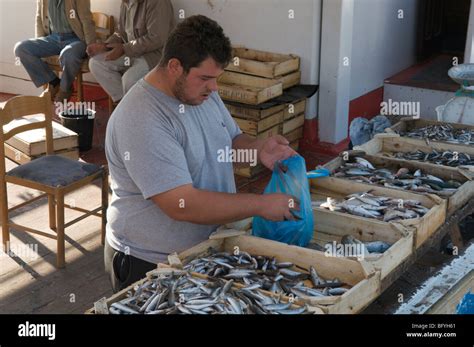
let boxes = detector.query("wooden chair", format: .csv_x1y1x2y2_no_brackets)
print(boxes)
44,12,115,103
0,90,108,268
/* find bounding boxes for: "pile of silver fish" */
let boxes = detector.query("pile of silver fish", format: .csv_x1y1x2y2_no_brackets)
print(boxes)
313,191,430,222
108,271,309,315
333,157,461,196
184,250,350,298
389,149,474,167
397,123,474,145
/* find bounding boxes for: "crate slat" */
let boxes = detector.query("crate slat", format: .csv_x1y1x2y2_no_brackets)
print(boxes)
226,47,300,78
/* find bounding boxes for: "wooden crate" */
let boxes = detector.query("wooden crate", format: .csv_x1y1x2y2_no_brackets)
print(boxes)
226,47,300,78
3,116,78,157
5,143,79,165
224,102,285,121
284,99,306,120
312,209,414,280
310,177,447,249
225,98,305,122
324,154,474,216
220,70,300,91
232,110,283,136
387,117,474,150
285,126,304,143
218,72,282,105
250,124,281,140
176,234,381,314
282,113,305,134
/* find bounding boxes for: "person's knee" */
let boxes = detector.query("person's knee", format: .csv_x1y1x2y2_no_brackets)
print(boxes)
88,56,101,74
13,40,29,58
88,54,109,75
122,67,148,93
59,47,83,65
121,74,135,94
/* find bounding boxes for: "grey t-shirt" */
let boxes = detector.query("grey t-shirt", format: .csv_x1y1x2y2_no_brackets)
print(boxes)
105,78,242,264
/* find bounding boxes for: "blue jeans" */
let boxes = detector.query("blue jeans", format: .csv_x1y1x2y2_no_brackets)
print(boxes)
14,33,86,92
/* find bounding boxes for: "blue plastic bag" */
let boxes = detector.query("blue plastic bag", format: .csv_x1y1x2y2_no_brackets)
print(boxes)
252,155,314,247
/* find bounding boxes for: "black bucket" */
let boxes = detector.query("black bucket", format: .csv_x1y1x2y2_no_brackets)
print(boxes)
59,109,95,152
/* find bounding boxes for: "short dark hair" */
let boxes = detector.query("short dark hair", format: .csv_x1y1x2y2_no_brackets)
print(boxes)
159,15,232,73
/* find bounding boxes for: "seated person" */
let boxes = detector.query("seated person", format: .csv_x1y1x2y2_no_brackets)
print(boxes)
87,0,175,104
14,0,96,101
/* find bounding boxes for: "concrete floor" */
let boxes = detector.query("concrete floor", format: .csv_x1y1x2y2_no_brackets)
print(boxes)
0,158,110,313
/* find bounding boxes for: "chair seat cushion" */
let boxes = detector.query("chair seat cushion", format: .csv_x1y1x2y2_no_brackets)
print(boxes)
6,155,101,187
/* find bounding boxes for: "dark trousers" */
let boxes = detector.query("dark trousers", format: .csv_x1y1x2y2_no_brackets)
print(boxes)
104,239,156,293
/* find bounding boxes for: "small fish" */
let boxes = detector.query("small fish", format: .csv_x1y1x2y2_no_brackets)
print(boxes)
264,302,292,311
341,203,381,219
331,158,462,197
276,306,308,315
355,157,375,169
364,241,392,253
346,168,372,176
309,266,321,287
328,287,349,295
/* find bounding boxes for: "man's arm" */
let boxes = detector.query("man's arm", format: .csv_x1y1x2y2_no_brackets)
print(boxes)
76,0,96,45
232,133,297,170
151,184,298,225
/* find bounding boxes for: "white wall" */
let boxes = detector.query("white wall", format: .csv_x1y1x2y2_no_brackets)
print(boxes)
350,0,419,99
0,0,39,95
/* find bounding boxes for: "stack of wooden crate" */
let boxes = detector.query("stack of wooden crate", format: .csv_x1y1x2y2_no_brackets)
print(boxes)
282,98,306,151
218,47,306,177
3,116,79,165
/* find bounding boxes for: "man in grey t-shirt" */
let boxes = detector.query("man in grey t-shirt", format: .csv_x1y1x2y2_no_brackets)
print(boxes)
104,15,297,292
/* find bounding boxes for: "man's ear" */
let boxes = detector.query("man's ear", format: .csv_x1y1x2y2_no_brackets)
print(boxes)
168,58,183,76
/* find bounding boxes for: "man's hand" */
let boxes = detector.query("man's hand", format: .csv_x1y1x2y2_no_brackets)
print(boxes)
260,135,297,170
258,193,300,221
105,43,125,61
86,43,107,57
